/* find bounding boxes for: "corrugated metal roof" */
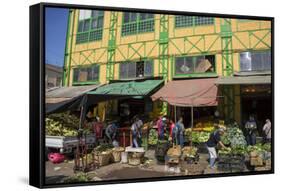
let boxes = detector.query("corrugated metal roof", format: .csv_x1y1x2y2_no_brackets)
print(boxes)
87,80,164,96
46,84,101,104
215,75,271,85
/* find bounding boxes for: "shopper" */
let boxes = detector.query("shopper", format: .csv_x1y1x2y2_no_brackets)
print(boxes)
105,121,118,143
169,119,176,144
245,115,257,145
158,117,167,140
206,127,227,169
131,118,140,148
135,116,143,146
176,116,185,147
262,119,271,143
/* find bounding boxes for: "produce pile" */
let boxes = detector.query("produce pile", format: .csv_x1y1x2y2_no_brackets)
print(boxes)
193,121,214,132
190,131,210,143
182,146,198,158
45,112,80,136
148,129,158,145
218,143,271,156
221,124,247,147
95,143,114,154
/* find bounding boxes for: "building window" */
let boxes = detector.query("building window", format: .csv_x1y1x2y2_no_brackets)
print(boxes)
122,12,154,36
174,55,215,76
73,65,100,84
119,60,153,79
76,10,104,44
240,51,271,72
175,16,214,28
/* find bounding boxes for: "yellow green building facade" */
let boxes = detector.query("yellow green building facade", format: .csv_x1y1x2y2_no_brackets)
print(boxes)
63,9,272,126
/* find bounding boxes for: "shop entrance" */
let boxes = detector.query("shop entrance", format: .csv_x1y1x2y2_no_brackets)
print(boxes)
241,85,272,135
169,106,216,128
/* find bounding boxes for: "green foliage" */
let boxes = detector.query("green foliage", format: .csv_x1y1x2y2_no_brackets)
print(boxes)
222,124,247,147
63,173,91,183
148,129,158,145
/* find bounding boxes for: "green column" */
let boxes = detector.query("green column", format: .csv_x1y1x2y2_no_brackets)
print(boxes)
106,12,118,81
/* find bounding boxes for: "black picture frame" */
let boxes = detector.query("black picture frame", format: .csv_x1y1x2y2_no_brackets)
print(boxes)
30,2,274,188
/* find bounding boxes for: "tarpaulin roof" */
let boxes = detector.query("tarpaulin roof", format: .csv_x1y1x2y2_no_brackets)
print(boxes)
151,78,218,107
215,75,271,85
87,80,164,96
46,84,101,114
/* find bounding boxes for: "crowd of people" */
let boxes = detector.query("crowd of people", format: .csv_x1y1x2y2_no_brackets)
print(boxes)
84,108,271,170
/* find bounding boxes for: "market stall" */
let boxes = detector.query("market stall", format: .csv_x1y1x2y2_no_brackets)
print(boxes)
151,78,219,145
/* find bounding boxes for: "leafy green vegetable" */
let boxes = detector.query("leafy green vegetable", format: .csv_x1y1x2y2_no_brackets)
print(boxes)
148,129,158,145
222,125,247,147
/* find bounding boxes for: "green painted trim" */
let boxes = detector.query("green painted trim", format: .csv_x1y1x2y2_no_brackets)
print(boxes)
71,63,100,85
72,81,100,86
62,9,71,86
67,9,74,86
174,16,215,29
172,54,217,78
121,12,155,36
118,59,154,79
76,10,104,44
173,73,218,78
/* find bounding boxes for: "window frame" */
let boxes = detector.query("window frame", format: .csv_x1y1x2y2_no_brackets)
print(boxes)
173,54,217,78
174,15,215,29
72,64,100,85
119,59,154,79
121,12,155,36
239,50,271,72
76,10,104,44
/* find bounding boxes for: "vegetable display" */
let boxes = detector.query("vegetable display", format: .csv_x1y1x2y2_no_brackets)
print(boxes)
95,144,114,153
46,112,80,136
148,129,158,145
221,125,247,147
191,131,210,143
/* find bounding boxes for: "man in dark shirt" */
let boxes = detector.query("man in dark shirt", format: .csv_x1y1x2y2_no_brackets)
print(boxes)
206,127,227,169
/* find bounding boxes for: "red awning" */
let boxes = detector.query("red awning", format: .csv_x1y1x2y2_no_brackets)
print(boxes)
151,78,218,107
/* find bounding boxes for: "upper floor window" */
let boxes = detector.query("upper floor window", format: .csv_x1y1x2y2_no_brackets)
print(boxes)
240,51,271,72
175,16,214,28
73,65,100,84
119,60,153,79
76,10,104,44
122,12,154,36
174,55,215,76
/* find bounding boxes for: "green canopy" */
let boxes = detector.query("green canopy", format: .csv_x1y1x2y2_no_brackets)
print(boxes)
87,80,164,96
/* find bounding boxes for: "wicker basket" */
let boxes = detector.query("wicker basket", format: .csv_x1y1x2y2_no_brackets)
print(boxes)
128,157,142,166
95,151,112,166
112,148,125,162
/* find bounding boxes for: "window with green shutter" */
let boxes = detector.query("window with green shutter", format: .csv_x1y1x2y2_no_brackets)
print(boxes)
122,12,154,36
175,16,214,28
72,65,100,85
76,10,104,44
119,60,154,79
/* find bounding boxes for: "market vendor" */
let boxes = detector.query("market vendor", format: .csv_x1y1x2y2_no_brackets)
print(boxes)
105,121,118,143
262,119,271,143
176,116,185,147
245,115,257,145
131,117,141,148
206,126,227,169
